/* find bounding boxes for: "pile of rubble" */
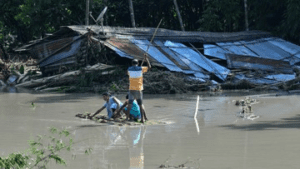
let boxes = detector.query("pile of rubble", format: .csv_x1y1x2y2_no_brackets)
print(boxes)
0,56,39,87
234,97,260,120
5,26,300,93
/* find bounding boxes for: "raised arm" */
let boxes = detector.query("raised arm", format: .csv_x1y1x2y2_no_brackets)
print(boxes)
145,56,151,69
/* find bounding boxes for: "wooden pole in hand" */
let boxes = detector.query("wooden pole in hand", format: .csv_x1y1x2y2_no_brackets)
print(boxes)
141,18,163,66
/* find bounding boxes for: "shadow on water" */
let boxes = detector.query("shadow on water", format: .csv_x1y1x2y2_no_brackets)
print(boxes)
0,86,19,93
198,108,213,111
76,124,105,128
220,114,300,131
32,93,96,104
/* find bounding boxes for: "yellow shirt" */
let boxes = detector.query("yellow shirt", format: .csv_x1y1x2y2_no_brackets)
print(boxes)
128,66,148,91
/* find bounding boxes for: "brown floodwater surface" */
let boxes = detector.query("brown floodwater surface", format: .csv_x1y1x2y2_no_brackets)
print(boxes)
1,91,300,169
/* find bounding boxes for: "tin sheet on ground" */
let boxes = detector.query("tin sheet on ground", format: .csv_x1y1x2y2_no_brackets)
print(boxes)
226,53,293,73
130,39,182,72
164,41,230,81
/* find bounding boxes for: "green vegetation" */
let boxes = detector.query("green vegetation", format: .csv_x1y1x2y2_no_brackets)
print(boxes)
0,127,91,169
1,0,300,49
19,65,24,74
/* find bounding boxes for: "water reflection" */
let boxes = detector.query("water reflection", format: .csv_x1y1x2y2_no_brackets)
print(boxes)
129,127,146,169
0,86,18,93
74,125,146,169
194,118,200,135
107,126,146,169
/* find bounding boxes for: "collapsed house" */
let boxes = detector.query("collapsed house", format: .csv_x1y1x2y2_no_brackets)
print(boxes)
11,25,300,91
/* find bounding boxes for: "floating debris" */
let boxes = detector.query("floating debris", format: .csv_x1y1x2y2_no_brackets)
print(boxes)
234,97,260,120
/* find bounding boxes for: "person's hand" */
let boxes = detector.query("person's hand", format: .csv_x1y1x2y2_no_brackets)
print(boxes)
143,53,148,60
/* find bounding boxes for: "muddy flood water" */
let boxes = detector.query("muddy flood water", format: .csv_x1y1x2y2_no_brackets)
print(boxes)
1,89,300,169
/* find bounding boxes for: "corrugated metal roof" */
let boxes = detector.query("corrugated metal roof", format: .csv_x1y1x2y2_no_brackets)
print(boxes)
216,42,258,57
153,40,190,69
226,54,293,73
267,38,300,65
235,73,295,84
239,39,290,61
40,39,82,67
204,44,228,60
235,74,277,84
31,36,81,60
154,41,208,78
104,37,209,79
103,41,133,59
207,38,300,67
265,74,295,82
164,41,230,81
105,37,163,67
129,38,182,72
61,25,271,43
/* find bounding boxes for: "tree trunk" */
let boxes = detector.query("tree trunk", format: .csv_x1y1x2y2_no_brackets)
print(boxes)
85,0,90,25
244,0,249,31
128,0,136,27
173,0,185,31
0,43,9,61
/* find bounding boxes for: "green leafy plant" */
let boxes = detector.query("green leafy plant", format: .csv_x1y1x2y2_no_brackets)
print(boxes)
19,65,24,74
0,127,92,169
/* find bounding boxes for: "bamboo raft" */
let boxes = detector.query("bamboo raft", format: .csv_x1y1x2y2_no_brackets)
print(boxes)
75,113,171,126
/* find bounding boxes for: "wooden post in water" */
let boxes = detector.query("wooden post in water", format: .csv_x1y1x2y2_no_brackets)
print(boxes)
194,95,200,119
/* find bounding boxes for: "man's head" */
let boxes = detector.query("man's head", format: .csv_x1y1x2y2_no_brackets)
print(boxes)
132,59,139,66
102,92,110,101
126,94,129,100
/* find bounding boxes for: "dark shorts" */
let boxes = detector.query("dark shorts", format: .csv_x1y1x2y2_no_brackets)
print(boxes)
128,90,143,105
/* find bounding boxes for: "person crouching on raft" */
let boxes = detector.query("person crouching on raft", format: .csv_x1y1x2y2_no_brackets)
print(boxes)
126,56,151,123
116,94,144,121
90,92,123,120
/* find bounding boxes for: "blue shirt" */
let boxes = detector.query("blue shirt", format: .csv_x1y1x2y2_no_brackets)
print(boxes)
103,97,123,118
125,100,141,118
130,100,141,117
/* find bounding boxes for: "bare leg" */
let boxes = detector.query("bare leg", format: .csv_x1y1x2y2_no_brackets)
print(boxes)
142,104,148,121
138,104,146,123
126,104,132,120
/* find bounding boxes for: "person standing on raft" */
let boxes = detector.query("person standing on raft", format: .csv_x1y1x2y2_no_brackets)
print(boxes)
126,55,151,123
